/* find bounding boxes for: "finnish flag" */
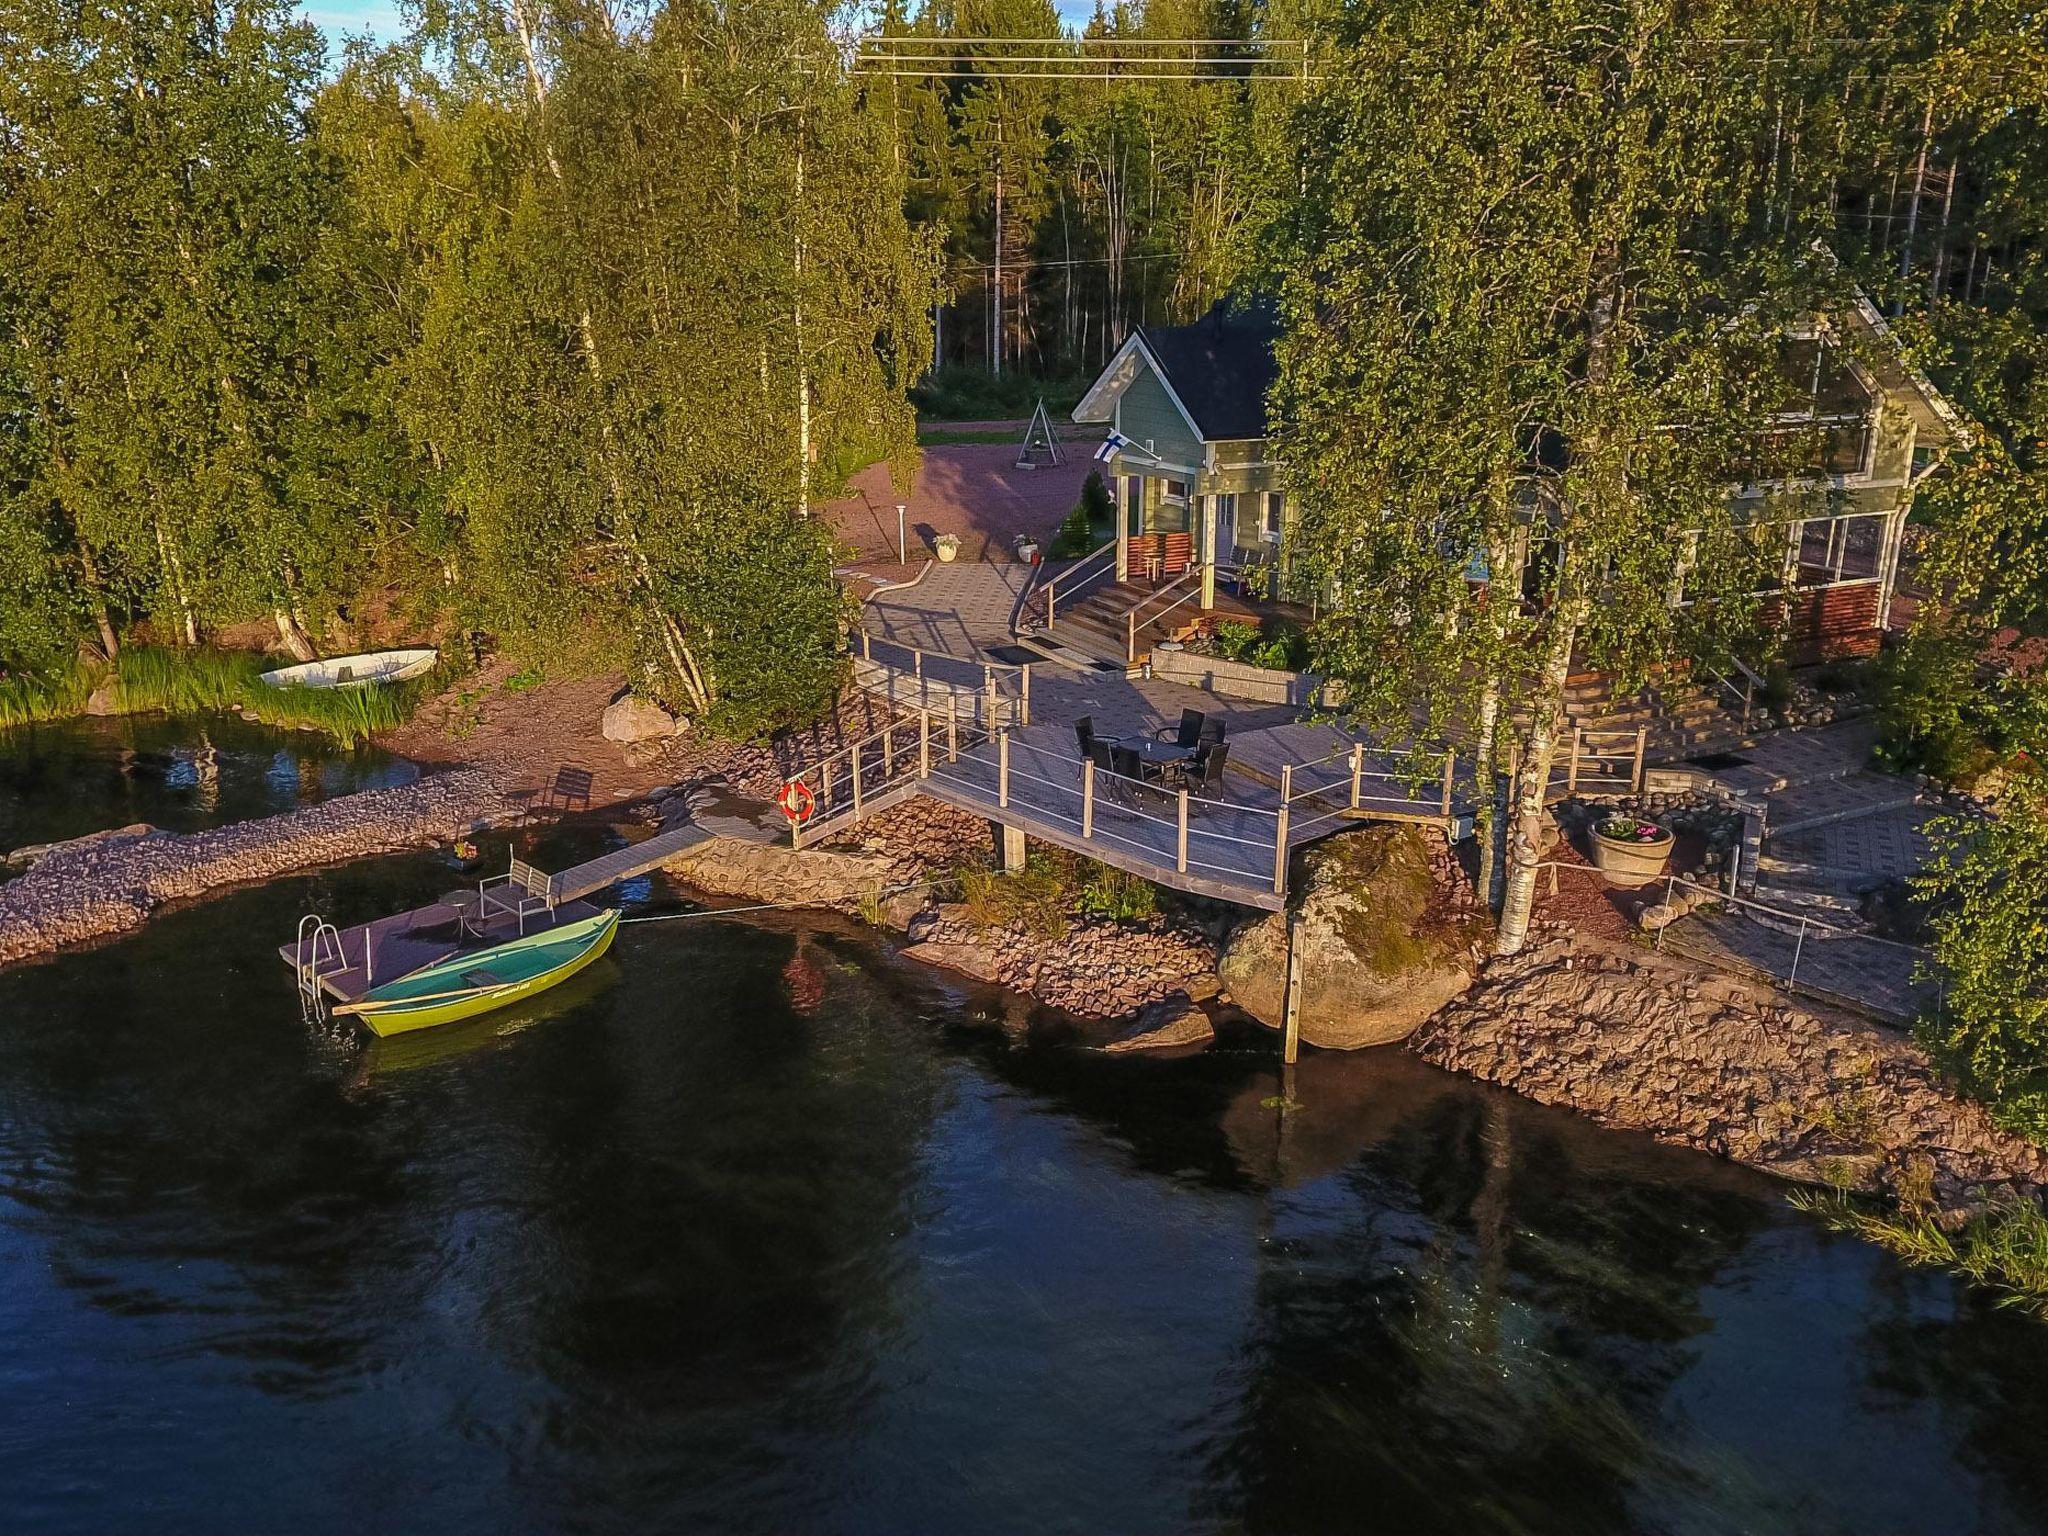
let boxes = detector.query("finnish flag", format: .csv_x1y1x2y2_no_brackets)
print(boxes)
1094,429,1129,464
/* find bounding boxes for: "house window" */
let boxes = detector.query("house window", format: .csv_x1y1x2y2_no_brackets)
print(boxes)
1162,479,1190,504
1262,491,1285,542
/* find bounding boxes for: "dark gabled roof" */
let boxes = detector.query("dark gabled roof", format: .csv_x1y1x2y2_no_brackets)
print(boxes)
1138,299,1280,441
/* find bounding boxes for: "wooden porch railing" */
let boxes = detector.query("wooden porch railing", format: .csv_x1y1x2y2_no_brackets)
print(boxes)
854,631,1031,726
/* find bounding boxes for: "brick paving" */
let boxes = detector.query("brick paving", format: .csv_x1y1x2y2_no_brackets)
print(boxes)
817,432,1104,565
860,560,1040,655
1772,804,1939,880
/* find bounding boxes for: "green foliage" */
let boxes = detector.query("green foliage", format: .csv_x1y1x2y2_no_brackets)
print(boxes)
911,366,1089,421
1047,472,1116,558
1211,617,1309,672
954,848,1161,935
1793,1191,2048,1319
1870,636,2011,785
1914,766,2048,1139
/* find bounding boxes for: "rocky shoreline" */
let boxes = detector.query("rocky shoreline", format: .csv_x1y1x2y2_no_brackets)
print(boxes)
0,768,512,967
1411,937,2048,1219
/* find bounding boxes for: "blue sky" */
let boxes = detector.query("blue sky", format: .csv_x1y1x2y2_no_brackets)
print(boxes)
301,0,405,46
299,1,1105,50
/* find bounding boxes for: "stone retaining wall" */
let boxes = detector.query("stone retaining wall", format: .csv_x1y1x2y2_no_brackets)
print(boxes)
0,768,513,968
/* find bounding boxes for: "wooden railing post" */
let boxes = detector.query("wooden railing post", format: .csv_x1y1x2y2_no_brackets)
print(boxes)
882,720,895,776
1566,725,1583,796
998,728,1010,807
1349,744,1363,809
1020,665,1031,726
919,709,931,777
1046,581,1056,626
821,757,834,811
851,744,864,820
1442,754,1456,817
1273,804,1291,895
1082,758,1096,839
1176,788,1190,872
861,631,872,662
946,695,959,761
1633,726,1647,792
913,648,923,683
1127,610,1137,664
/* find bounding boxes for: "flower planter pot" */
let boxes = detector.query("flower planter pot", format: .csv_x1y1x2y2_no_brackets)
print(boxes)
1590,824,1674,888
934,538,960,563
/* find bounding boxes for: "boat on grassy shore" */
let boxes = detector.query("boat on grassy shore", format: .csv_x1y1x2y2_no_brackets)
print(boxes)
333,908,619,1036
259,648,438,691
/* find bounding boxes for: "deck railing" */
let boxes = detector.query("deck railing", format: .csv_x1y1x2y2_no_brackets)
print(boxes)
1547,725,1647,802
853,630,1030,726
1039,538,1118,626
1278,741,1460,838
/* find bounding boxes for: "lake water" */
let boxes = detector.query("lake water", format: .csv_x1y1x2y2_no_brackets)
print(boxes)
1,747,2046,1533
0,713,415,855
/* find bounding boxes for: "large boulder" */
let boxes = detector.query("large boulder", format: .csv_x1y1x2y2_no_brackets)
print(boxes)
1103,993,1215,1054
602,691,679,743
1217,825,1488,1050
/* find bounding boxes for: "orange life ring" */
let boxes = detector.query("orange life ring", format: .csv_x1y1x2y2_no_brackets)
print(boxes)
777,779,816,824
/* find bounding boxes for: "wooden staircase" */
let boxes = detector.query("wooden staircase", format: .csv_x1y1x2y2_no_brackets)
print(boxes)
1029,574,1213,669
1562,670,1757,764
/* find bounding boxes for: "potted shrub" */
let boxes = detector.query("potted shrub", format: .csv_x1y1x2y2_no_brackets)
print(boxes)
934,532,960,563
1589,814,1675,888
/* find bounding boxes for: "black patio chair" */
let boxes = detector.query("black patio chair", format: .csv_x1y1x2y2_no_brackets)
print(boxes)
1087,739,1124,802
1111,743,1148,791
1185,741,1231,794
1154,708,1206,749
1197,717,1226,747
1074,714,1096,759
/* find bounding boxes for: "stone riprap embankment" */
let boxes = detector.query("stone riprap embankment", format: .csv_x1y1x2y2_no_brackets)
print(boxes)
1410,937,2048,1218
0,768,512,968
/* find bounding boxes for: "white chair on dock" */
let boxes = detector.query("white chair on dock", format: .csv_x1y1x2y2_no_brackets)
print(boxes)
477,855,557,935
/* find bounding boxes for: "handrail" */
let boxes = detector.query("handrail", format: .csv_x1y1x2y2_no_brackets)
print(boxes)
1700,654,1765,732
852,633,1030,725
1040,538,1119,625
1121,568,1204,662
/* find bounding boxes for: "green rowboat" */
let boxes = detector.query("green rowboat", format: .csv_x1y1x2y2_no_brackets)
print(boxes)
334,909,620,1036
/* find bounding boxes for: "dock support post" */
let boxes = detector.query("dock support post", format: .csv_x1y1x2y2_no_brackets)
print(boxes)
1177,788,1190,872
1001,822,1026,872
998,729,1011,807
852,744,864,820
1281,912,1304,1066
1082,758,1096,839
1350,744,1363,809
919,710,931,777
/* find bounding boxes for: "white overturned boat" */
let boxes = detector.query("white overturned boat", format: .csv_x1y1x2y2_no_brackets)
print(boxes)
259,647,438,691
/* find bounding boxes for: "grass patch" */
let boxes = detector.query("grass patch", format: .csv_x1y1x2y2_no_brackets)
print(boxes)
954,847,1162,937
0,644,443,747
1792,1190,2048,1317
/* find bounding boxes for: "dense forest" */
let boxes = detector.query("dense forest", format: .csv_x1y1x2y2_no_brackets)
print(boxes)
0,0,938,737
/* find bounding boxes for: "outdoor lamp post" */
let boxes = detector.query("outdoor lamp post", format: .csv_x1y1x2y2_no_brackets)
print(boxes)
897,503,907,566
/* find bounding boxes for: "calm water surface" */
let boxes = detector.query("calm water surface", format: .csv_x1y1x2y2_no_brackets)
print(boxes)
0,713,414,853
1,750,2046,1533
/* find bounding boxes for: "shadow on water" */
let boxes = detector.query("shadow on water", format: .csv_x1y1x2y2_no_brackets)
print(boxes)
0,712,414,852
0,810,2046,1534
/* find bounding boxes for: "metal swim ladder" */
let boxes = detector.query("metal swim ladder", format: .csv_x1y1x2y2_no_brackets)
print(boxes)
295,914,346,1022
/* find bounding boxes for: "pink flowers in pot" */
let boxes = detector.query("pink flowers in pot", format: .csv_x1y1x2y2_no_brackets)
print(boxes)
1598,816,1670,843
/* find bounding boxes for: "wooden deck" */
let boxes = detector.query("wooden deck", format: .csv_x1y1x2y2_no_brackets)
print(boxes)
280,897,610,1006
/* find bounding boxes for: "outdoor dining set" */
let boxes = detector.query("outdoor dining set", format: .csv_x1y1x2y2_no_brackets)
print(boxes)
1073,709,1230,799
